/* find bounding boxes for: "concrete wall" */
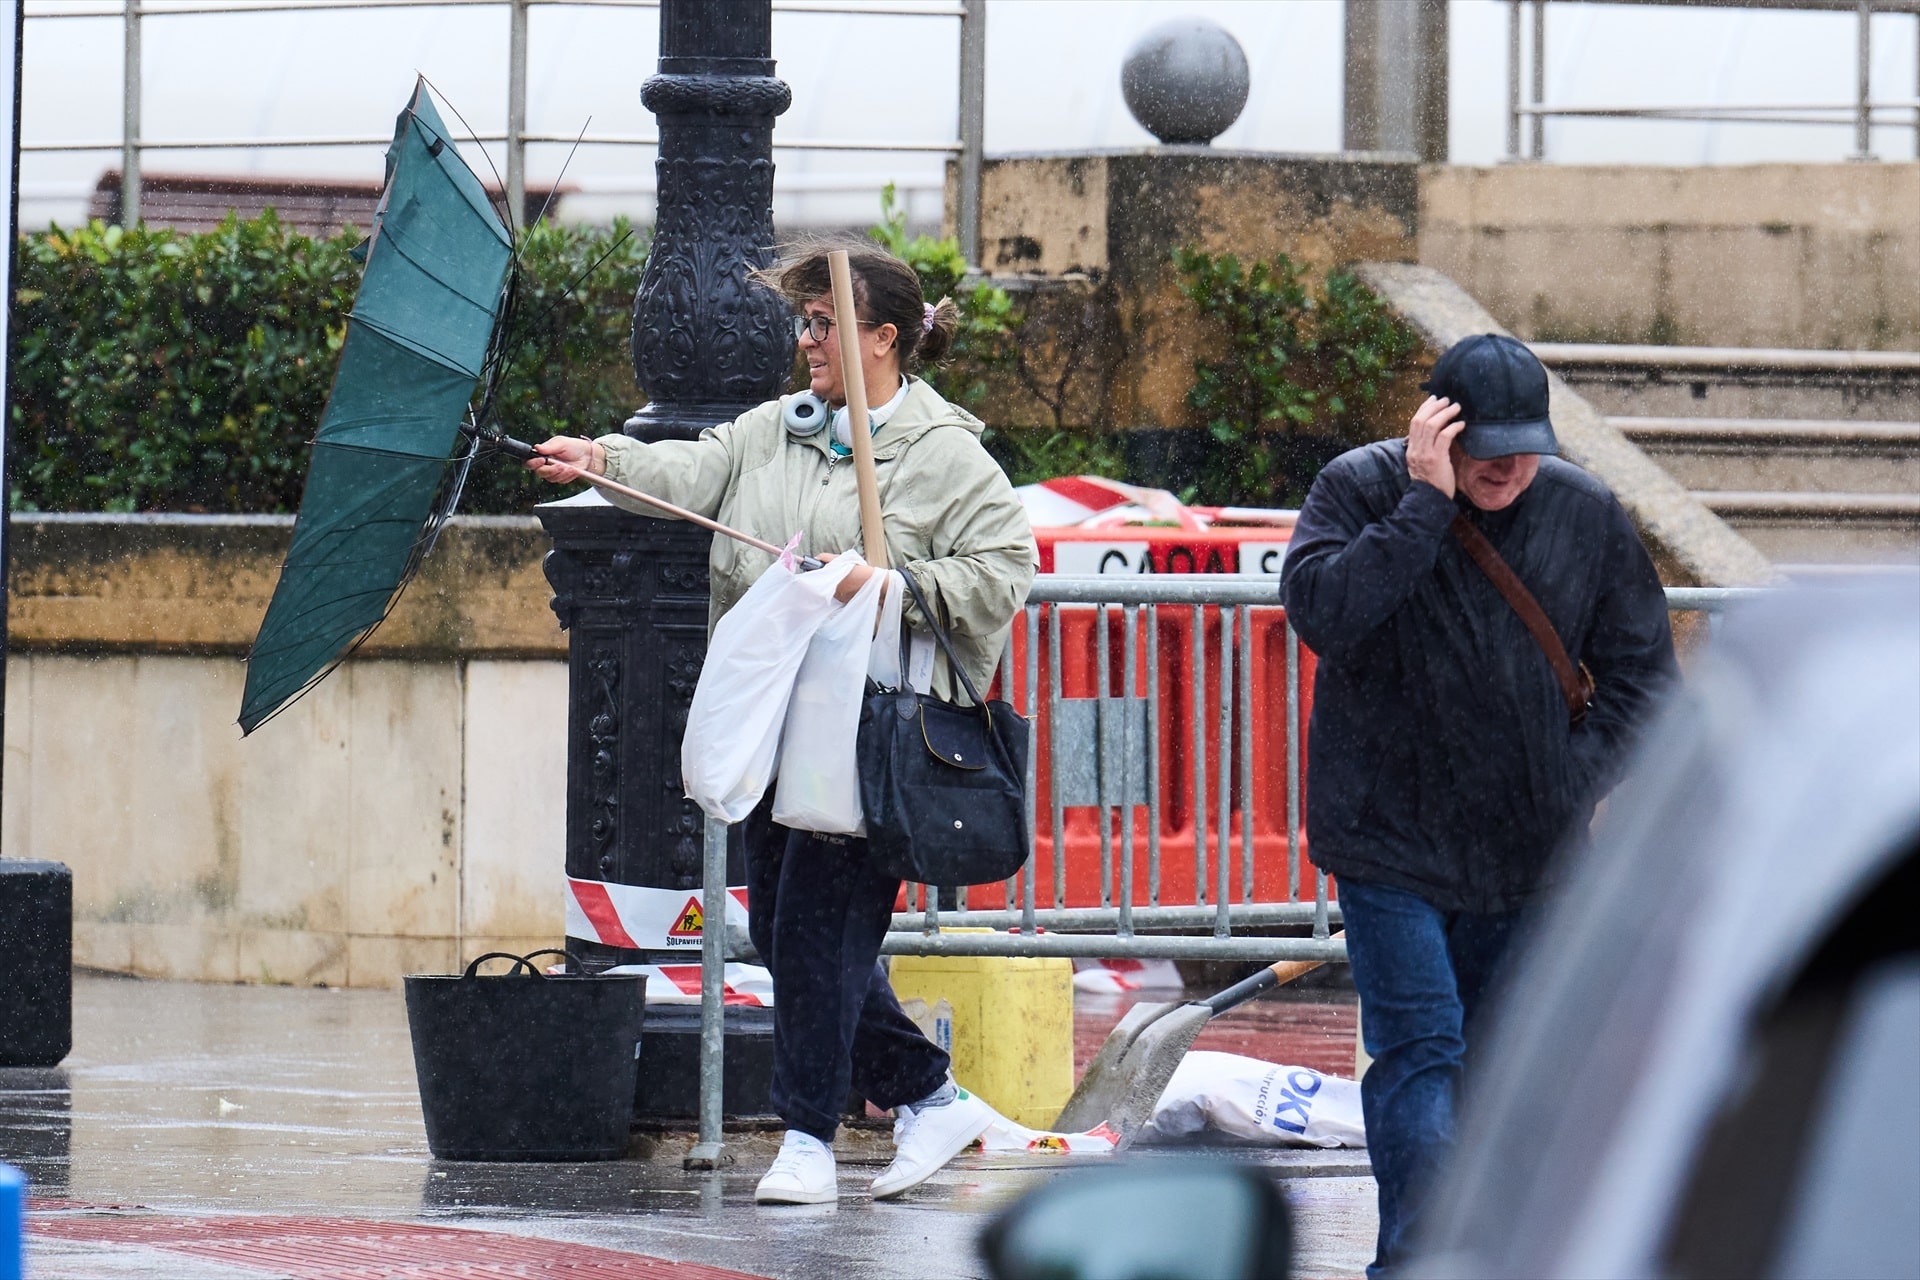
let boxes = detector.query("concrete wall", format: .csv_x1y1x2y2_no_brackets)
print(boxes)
2,516,569,988
950,149,1421,438
1420,163,1920,351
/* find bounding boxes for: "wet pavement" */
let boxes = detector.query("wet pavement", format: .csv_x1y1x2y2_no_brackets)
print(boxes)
2,973,1374,1279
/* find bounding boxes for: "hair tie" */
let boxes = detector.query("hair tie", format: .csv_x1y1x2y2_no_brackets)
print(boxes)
921,302,936,334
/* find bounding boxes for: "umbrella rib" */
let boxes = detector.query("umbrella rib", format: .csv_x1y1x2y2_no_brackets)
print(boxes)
307,433,466,464
367,229,505,320
415,72,517,238
345,303,488,382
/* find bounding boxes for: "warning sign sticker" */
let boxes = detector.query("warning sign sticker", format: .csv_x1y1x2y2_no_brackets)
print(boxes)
668,896,704,939
565,878,749,950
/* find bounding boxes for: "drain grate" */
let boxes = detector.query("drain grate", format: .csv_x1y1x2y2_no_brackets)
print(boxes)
32,1213,766,1279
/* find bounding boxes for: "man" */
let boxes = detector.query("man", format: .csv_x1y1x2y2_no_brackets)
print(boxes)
1279,333,1678,1277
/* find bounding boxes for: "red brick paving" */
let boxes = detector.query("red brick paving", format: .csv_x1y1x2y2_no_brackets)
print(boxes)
31,1211,767,1280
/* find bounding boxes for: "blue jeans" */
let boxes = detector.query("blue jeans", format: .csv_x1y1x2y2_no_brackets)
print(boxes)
1339,877,1526,1278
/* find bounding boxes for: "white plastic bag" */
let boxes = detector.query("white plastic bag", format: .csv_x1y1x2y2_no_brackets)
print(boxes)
867,569,906,690
773,557,886,833
682,549,856,823
1136,1051,1367,1148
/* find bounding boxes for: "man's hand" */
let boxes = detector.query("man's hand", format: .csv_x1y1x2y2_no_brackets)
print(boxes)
1406,396,1466,498
526,436,605,483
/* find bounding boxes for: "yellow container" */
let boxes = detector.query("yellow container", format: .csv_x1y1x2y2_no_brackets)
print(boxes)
889,931,1074,1128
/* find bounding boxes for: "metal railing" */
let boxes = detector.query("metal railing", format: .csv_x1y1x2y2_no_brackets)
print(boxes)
684,577,1766,1156
21,0,986,259
1507,0,1920,161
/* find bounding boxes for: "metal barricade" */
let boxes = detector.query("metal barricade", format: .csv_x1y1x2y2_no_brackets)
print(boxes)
685,578,1768,1155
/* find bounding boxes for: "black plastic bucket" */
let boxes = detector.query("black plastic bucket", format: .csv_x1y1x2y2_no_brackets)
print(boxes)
404,950,646,1161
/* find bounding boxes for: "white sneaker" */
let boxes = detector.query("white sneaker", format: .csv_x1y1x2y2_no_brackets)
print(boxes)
755,1130,837,1205
871,1087,994,1200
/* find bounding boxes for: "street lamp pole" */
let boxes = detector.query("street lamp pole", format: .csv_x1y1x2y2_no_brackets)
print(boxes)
540,0,793,970
629,0,794,437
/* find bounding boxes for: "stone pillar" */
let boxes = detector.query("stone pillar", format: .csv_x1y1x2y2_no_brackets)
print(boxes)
539,0,791,970
1342,0,1448,162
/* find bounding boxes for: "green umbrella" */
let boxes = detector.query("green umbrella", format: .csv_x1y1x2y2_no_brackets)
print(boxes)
240,80,514,734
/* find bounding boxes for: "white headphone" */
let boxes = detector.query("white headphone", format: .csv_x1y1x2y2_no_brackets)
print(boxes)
783,391,830,438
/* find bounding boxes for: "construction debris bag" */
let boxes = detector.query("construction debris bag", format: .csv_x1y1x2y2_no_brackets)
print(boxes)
1136,1051,1367,1148
683,550,857,823
773,558,887,834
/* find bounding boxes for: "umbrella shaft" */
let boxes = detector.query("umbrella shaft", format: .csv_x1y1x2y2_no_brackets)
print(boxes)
576,470,818,569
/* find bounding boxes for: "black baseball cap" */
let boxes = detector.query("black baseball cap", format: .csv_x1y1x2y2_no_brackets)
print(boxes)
1422,333,1558,460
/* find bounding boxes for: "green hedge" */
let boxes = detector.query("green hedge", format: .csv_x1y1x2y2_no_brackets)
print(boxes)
9,212,647,514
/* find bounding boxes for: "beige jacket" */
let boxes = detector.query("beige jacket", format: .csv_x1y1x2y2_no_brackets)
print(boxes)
596,379,1036,698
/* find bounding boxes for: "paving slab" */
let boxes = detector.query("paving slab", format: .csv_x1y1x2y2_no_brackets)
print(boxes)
2,974,1374,1279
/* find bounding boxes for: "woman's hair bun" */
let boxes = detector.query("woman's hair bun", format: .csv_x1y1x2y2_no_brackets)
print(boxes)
918,295,961,364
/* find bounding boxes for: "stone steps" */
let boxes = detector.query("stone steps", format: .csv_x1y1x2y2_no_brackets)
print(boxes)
1612,417,1920,494
1527,344,1920,566
1533,343,1920,423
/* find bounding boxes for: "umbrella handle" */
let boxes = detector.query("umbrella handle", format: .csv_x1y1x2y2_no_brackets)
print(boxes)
489,430,825,572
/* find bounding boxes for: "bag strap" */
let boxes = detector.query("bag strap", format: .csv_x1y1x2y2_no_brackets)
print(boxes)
897,569,991,713
1449,514,1593,724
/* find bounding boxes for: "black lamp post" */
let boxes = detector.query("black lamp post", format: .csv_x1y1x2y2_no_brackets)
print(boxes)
538,0,792,972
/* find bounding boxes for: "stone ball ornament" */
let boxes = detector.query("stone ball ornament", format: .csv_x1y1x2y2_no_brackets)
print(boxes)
1121,18,1251,146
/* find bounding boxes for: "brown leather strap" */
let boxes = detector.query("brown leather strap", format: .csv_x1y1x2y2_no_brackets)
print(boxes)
1450,515,1595,724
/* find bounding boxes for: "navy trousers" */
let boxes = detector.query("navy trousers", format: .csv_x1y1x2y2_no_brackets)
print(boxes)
741,802,950,1144
1338,876,1526,1279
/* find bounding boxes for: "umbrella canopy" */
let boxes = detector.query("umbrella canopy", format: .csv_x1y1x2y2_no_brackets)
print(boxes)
240,80,513,733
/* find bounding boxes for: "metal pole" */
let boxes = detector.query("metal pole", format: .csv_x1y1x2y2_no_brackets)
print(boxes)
1146,603,1161,908
1286,620,1301,905
1506,0,1521,160
121,0,140,226
1914,11,1919,158
1855,0,1874,159
1022,605,1038,935
1529,0,1545,160
1096,604,1113,908
1215,608,1233,937
956,0,985,268
1120,604,1137,934
1048,605,1065,909
1190,605,1206,907
507,0,528,225
686,814,731,1170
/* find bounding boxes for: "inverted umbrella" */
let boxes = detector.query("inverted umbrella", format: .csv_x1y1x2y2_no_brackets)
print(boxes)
239,80,513,733
241,80,820,733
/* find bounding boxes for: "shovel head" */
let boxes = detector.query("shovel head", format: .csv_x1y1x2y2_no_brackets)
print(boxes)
1051,998,1183,1133
1097,1001,1216,1152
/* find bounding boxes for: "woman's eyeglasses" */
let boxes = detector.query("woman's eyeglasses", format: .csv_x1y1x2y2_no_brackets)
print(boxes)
791,314,874,343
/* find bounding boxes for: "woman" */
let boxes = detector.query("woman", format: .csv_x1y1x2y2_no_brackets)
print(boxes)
529,244,1036,1204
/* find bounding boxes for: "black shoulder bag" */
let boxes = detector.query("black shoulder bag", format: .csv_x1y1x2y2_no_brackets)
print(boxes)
857,572,1031,887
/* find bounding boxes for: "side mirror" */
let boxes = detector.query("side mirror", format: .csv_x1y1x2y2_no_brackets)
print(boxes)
977,1161,1293,1280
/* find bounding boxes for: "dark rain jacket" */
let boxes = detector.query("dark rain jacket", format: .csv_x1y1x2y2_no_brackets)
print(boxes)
1280,439,1678,914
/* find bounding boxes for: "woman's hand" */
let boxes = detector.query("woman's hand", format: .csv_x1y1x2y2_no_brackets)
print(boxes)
835,563,877,602
1406,396,1466,498
815,552,877,602
526,436,605,483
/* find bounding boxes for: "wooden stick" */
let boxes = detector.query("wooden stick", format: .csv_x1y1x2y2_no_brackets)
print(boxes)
827,249,890,569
